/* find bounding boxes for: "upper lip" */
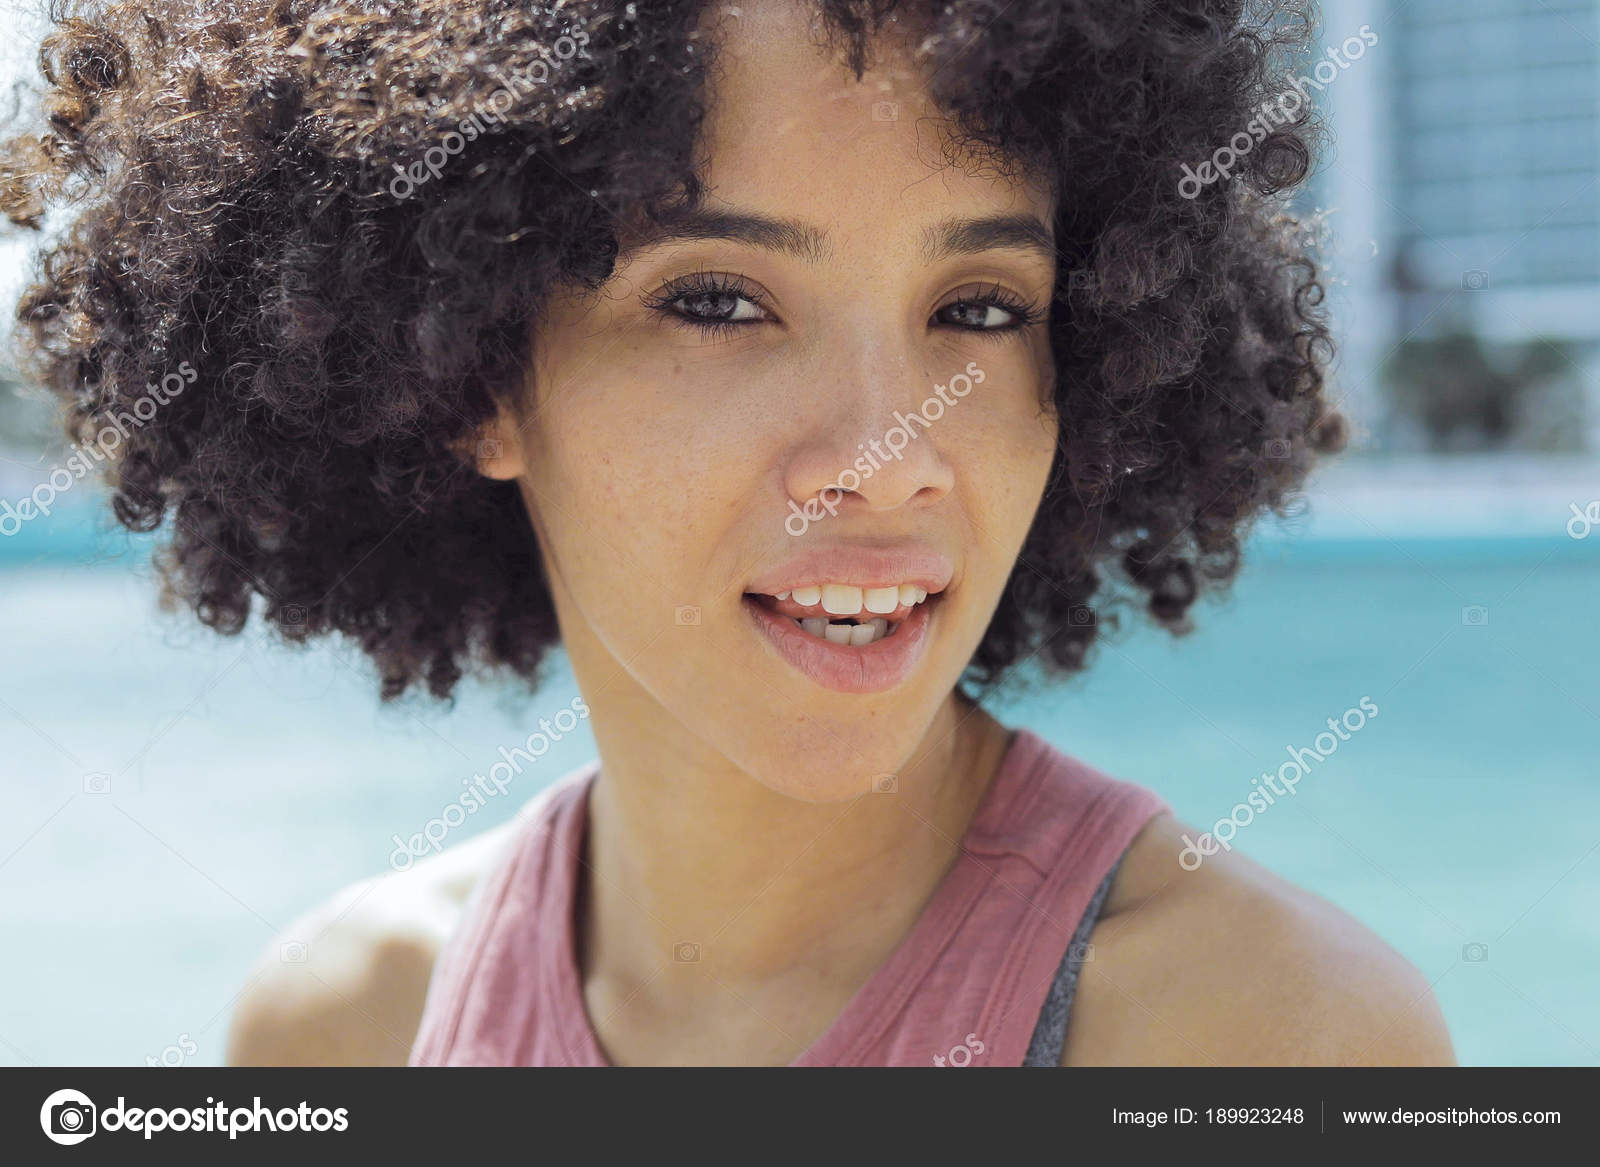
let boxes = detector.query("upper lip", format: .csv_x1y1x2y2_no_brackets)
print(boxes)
746,545,955,596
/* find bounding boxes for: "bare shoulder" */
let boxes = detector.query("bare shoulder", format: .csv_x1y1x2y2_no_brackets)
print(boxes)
225,816,522,1066
1061,812,1455,1066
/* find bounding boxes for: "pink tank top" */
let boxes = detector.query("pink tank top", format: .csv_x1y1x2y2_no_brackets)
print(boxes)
408,728,1168,1067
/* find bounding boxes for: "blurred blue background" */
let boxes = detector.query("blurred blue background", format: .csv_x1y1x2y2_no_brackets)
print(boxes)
2,0,1599,1067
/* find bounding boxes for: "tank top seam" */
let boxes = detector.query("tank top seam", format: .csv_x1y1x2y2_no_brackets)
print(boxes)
1000,787,1158,1042
974,763,1123,1041
978,781,1166,1061
549,775,607,1065
1020,853,1125,1066
413,768,595,1066
411,818,533,1064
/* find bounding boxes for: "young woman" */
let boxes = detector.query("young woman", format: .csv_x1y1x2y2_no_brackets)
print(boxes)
2,0,1453,1066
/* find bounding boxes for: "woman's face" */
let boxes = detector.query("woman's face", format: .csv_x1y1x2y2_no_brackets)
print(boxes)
485,1,1059,800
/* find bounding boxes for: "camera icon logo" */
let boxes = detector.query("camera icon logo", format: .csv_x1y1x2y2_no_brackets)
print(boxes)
82,772,111,795
280,603,307,626
674,605,701,626
476,438,503,461
1067,268,1097,291
871,773,898,794
1068,606,1096,627
1461,270,1490,290
871,101,899,122
40,1088,96,1145
1461,605,1489,627
673,942,701,963
1068,941,1096,964
280,940,309,963
1462,942,1489,963
1264,438,1292,460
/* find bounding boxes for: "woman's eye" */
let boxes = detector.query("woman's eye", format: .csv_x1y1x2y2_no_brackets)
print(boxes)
641,275,776,339
668,290,767,324
935,301,1022,330
933,287,1046,331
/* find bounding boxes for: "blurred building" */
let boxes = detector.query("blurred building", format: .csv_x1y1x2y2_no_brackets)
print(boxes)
1319,0,1600,452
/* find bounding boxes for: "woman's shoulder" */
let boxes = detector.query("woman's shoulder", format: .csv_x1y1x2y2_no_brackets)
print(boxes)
224,816,523,1066
1061,810,1456,1066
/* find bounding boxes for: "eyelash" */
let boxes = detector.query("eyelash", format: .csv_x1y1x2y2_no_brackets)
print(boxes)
640,272,1046,340
936,282,1047,336
640,272,770,340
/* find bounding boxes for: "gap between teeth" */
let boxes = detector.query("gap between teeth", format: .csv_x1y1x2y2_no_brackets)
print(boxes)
794,616,892,646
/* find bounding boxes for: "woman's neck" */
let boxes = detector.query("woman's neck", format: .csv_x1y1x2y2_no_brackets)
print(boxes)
574,690,1013,1062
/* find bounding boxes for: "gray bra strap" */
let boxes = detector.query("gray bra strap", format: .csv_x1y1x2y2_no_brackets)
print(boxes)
1020,855,1123,1066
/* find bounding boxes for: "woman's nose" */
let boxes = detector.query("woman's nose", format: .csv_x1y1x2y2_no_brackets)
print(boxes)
780,342,959,526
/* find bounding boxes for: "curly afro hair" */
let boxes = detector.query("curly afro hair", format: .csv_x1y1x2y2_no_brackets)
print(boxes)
1,0,1344,701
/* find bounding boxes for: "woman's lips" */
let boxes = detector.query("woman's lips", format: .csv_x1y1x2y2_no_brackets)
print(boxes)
743,591,940,694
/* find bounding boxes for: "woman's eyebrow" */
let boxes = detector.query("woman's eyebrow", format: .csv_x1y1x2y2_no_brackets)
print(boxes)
922,213,1056,264
618,209,1054,265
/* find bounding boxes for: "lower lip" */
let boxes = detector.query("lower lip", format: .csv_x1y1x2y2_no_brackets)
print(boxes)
744,594,938,694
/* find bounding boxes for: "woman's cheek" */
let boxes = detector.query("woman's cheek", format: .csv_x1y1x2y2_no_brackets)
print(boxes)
960,359,1055,452
955,374,1056,533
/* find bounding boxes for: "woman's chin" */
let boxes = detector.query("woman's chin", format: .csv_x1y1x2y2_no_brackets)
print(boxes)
732,734,940,804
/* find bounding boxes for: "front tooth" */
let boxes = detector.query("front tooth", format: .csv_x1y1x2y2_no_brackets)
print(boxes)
863,587,899,614
847,622,875,647
801,617,828,637
914,587,928,603
821,584,863,615
898,584,919,607
791,585,822,606
823,622,853,644
775,590,791,601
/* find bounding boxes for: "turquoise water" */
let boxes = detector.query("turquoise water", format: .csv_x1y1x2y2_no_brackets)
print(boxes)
1,503,1597,1066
